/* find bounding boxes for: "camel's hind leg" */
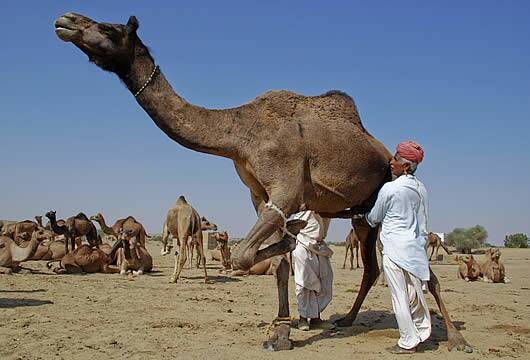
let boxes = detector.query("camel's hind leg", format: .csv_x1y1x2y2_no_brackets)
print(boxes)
171,238,188,283
193,232,208,283
428,269,473,353
335,218,379,327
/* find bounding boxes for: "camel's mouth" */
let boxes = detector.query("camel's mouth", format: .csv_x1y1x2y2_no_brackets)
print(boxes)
55,17,79,42
54,13,94,42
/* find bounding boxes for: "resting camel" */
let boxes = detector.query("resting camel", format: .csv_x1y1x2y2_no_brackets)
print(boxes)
481,248,509,283
46,244,119,274
161,196,208,283
55,13,472,352
116,229,153,275
0,230,48,273
342,227,360,270
214,231,276,275
427,232,452,261
12,229,67,261
1,220,39,240
456,255,481,281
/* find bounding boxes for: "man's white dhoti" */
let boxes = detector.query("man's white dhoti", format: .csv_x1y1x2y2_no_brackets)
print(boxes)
291,211,333,319
383,255,431,349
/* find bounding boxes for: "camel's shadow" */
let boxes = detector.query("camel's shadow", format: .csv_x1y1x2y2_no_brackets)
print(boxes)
178,275,242,283
0,298,53,308
293,310,466,352
0,288,47,293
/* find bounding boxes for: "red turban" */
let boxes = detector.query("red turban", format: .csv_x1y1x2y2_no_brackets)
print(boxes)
396,141,424,163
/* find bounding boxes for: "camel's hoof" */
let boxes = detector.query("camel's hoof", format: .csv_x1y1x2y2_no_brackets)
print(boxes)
120,270,127,276
333,317,353,328
262,324,292,351
170,276,177,283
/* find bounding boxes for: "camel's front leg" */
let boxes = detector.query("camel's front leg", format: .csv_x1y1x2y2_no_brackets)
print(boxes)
428,269,473,353
335,218,379,327
263,257,292,351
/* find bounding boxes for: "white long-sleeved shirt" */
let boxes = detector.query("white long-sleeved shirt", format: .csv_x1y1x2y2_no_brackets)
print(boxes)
366,174,430,281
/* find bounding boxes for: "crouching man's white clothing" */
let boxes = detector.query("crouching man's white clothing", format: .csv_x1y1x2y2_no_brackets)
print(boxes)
366,174,431,349
292,211,333,319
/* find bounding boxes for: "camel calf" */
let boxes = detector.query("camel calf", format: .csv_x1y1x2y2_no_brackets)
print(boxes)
481,248,509,283
456,255,481,281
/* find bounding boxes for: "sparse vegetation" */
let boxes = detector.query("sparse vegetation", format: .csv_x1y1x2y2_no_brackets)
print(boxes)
504,233,529,248
446,225,488,253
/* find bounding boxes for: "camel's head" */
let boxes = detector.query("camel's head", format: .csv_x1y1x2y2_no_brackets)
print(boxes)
35,215,42,223
32,229,50,242
89,213,103,222
201,216,218,231
488,248,502,262
45,210,56,220
55,13,141,75
214,231,229,250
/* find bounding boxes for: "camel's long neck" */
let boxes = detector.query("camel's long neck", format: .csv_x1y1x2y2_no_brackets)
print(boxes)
11,236,40,262
97,217,114,236
119,48,242,159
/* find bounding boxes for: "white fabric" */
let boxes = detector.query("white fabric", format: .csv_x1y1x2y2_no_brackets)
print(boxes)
366,174,430,281
291,211,333,319
383,255,431,349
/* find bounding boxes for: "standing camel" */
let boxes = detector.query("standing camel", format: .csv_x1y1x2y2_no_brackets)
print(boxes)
45,210,99,253
161,196,208,283
342,227,360,270
90,213,148,247
427,232,452,261
186,216,218,269
54,13,472,352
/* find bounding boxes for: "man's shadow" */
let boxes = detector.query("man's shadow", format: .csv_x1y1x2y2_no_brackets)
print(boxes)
293,310,466,352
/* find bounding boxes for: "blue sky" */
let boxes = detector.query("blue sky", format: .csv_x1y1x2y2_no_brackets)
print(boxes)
1,1,529,244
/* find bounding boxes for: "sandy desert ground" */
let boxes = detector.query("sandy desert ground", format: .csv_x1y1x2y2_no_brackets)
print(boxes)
1,243,529,360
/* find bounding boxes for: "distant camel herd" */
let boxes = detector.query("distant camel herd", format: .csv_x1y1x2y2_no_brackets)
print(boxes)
1,199,509,285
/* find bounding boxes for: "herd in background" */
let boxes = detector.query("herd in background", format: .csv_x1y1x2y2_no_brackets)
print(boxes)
342,221,510,284
1,196,510,284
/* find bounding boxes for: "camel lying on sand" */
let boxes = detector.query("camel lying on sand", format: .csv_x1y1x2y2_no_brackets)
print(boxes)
46,244,119,274
116,229,152,275
343,227,360,270
55,12,474,352
1,220,39,240
0,230,48,273
215,231,280,276
481,248,509,283
13,230,67,261
427,232,452,261
456,255,481,281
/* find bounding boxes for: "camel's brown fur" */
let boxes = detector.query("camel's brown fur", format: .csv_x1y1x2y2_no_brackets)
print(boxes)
427,232,452,261
480,248,508,283
456,255,481,281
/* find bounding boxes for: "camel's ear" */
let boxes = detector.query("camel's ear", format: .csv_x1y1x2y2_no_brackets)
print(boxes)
127,16,139,34
285,219,307,236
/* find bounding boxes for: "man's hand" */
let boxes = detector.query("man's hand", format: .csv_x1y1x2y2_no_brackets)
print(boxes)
318,205,370,219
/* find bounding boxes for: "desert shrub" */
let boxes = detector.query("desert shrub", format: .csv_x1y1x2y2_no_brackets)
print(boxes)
504,233,529,248
446,225,488,253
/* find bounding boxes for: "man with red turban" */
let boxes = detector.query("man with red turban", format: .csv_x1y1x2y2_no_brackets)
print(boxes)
365,141,430,354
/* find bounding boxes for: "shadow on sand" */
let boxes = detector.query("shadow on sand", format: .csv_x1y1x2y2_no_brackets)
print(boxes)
292,310,467,353
0,298,53,308
0,288,47,293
